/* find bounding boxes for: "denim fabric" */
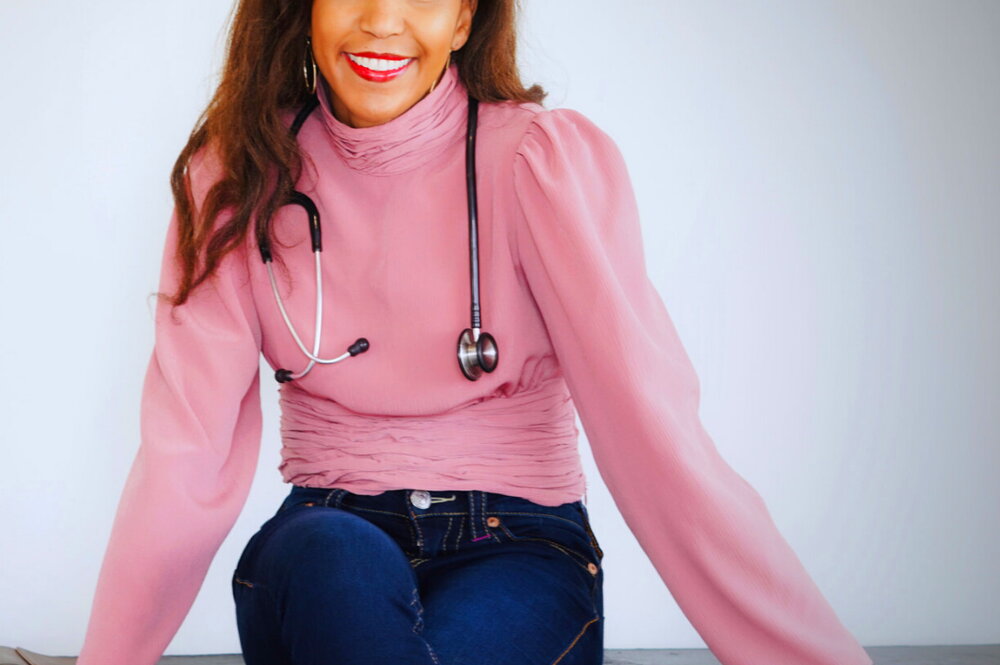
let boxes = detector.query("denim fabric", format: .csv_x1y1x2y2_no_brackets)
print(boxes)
232,485,605,665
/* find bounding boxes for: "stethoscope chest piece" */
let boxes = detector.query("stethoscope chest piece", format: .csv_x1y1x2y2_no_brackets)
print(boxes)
457,328,499,381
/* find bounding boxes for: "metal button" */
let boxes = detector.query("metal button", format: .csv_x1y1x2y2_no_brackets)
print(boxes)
587,562,599,576
410,490,432,509
303,502,315,507
486,516,500,527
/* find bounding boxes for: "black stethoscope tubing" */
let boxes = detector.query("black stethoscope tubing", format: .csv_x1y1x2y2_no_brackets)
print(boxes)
257,93,499,383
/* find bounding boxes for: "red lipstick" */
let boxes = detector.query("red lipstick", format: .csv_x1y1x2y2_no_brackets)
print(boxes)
351,51,410,60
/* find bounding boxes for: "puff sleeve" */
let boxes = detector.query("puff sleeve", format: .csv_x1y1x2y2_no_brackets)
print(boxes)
511,108,871,665
76,149,264,665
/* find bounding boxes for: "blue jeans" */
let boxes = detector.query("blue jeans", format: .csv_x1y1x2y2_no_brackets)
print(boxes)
232,485,605,665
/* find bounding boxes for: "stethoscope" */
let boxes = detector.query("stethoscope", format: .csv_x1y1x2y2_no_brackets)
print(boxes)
257,92,499,384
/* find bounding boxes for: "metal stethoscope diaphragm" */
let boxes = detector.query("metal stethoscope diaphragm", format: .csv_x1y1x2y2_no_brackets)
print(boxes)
257,93,498,383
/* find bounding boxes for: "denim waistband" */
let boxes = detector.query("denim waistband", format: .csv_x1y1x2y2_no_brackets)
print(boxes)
279,484,587,525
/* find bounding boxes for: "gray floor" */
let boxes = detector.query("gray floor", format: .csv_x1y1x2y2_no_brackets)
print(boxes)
5,645,1000,664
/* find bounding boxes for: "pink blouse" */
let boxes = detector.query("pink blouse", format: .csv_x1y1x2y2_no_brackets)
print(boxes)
77,63,871,665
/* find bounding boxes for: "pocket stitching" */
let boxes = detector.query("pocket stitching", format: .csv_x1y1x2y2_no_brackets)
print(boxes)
495,520,597,574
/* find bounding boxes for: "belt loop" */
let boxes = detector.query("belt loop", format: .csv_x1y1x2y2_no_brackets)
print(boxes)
466,490,480,541
481,491,489,536
323,488,348,508
403,488,415,515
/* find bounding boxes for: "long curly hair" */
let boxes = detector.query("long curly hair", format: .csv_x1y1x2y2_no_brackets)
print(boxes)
161,0,546,310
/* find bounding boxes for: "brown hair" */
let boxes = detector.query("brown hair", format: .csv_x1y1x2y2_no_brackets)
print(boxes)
161,0,546,311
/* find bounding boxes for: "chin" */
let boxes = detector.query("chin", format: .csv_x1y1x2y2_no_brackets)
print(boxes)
358,87,427,120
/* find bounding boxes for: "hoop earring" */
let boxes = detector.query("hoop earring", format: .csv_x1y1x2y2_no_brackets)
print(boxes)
303,36,317,96
429,51,452,95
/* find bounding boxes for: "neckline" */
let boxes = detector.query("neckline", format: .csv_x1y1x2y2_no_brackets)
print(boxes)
315,62,468,176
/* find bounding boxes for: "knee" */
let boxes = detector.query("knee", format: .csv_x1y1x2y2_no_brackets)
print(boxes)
266,507,412,588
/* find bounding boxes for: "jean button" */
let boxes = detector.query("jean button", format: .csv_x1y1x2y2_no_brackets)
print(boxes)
410,490,432,509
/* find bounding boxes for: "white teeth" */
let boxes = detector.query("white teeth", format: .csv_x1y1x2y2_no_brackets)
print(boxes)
346,53,412,72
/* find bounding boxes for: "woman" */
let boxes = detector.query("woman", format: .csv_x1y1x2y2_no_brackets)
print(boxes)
77,1,872,664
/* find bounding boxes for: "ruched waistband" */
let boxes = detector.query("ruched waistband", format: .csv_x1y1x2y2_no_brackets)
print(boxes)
275,366,587,507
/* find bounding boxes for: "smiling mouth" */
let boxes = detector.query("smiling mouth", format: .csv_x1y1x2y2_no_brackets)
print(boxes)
344,52,415,82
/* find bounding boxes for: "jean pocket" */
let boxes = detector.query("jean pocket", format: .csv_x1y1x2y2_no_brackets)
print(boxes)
490,503,602,574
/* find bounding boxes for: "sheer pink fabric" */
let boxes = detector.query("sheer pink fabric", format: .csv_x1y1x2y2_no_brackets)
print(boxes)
77,63,871,665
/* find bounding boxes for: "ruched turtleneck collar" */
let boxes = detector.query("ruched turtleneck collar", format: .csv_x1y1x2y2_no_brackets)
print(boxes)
315,62,468,176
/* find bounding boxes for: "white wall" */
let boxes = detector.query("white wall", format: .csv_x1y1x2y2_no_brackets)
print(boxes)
1,0,997,655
